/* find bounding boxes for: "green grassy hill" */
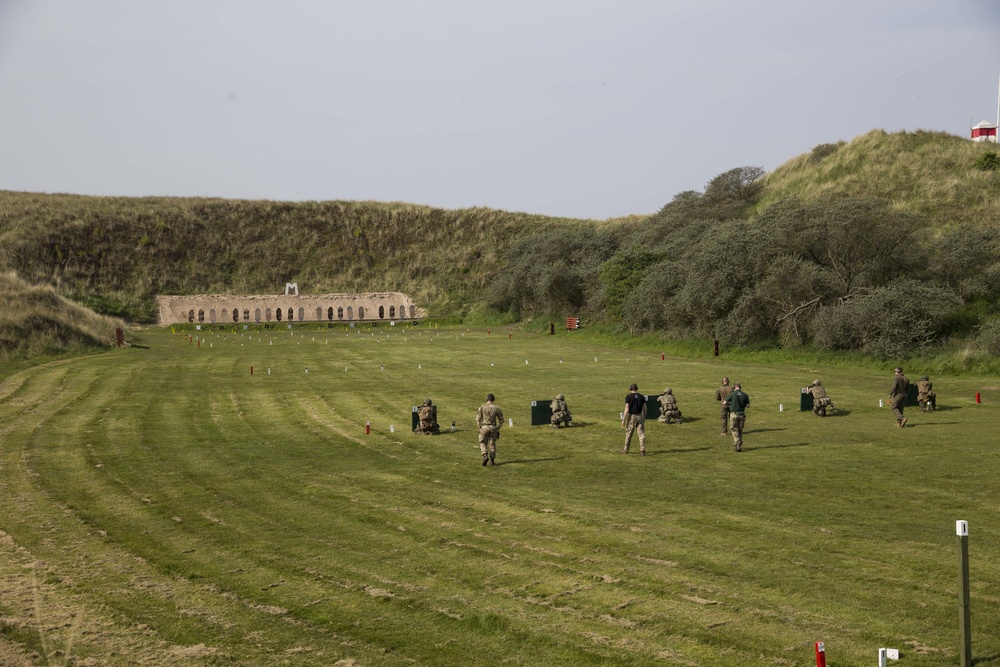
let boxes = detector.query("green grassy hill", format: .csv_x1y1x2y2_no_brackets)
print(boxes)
0,192,616,323
1,128,998,360
0,271,123,361
757,129,1000,225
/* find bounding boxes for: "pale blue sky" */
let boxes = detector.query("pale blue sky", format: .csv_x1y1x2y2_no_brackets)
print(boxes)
1,0,998,219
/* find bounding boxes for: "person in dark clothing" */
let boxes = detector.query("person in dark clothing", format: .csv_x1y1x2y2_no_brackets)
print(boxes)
621,383,647,455
888,367,909,427
726,383,750,452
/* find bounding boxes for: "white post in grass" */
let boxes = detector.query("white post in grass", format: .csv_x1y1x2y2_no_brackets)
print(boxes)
957,520,971,667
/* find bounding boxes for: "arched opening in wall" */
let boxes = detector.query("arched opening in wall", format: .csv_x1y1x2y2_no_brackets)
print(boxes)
209,308,217,323
358,306,365,320
327,307,334,321
255,308,261,322
378,305,385,319
221,309,229,322
316,307,323,321
265,307,272,322
188,309,195,323
347,306,353,320
389,306,395,319
400,304,406,319
243,309,250,321
409,305,416,319
276,308,282,322
298,307,304,321
233,309,239,322
198,309,205,322
338,307,344,320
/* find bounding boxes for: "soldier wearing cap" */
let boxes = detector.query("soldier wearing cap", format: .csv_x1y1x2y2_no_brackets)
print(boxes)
415,398,440,435
888,367,910,427
476,393,503,466
550,393,571,428
917,375,936,412
808,379,834,417
657,388,682,424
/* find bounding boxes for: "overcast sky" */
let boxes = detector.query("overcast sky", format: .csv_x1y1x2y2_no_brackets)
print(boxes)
1,1,999,220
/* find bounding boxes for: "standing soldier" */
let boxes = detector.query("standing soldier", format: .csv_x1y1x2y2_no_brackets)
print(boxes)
550,393,572,428
917,375,936,412
621,383,647,455
476,393,503,466
657,388,682,424
726,382,750,452
716,376,733,435
808,380,834,417
889,367,910,427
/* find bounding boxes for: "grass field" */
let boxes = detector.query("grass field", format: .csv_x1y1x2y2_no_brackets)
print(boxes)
1,324,998,666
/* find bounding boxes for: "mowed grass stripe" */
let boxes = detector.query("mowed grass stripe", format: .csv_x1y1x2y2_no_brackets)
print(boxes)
0,326,997,665
1,351,411,665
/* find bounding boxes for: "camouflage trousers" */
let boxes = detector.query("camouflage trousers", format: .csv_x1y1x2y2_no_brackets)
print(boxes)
623,414,645,452
479,425,500,459
658,409,681,424
415,420,439,435
551,410,570,427
729,413,745,451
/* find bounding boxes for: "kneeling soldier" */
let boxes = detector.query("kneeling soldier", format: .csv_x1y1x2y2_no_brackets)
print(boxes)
917,375,936,412
657,388,682,424
550,393,572,428
415,398,440,435
808,380,834,417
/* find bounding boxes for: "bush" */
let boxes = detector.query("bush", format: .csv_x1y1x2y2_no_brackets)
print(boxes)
811,280,959,358
973,151,1000,171
811,142,842,162
974,315,1000,355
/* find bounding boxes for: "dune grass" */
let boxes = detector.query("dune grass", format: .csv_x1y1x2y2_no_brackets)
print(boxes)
0,324,998,665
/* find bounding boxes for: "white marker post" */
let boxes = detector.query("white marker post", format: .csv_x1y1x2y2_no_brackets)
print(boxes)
958,520,971,667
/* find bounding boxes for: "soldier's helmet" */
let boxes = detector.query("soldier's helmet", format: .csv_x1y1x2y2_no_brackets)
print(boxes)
556,393,565,400
664,387,673,394
423,398,432,406
920,375,929,381
812,379,821,387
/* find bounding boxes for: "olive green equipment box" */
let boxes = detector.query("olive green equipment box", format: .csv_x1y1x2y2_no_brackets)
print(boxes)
531,400,553,426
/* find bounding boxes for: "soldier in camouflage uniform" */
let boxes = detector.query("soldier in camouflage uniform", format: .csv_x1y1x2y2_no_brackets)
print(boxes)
889,367,910,427
716,376,733,435
917,375,936,412
656,388,682,424
476,393,504,466
415,398,440,435
550,393,572,428
808,380,833,417
726,383,750,452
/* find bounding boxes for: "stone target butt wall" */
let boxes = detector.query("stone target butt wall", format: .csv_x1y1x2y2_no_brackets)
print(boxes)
157,291,425,325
